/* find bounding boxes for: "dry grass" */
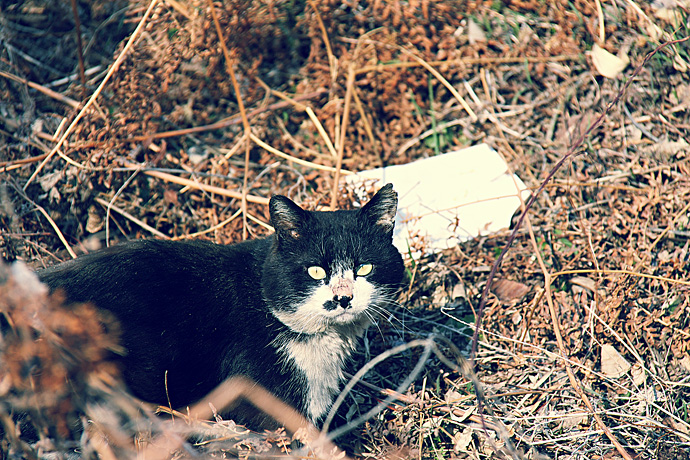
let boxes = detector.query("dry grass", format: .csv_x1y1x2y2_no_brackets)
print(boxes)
1,0,690,458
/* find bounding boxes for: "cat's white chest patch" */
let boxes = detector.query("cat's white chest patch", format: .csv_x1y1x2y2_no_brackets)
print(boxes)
283,333,356,421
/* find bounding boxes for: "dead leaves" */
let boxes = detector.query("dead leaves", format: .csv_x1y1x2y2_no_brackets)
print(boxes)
591,44,629,78
600,343,632,378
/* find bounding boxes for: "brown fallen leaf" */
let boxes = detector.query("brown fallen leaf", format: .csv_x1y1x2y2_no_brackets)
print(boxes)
601,344,631,378
491,279,530,303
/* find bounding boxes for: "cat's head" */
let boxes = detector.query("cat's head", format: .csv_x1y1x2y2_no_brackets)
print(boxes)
262,184,404,336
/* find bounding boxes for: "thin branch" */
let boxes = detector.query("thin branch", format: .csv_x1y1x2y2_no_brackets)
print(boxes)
471,35,690,361
469,34,689,460
69,0,87,93
126,163,269,205
9,182,77,259
207,0,253,240
250,133,352,175
94,197,169,240
330,64,355,209
23,0,161,190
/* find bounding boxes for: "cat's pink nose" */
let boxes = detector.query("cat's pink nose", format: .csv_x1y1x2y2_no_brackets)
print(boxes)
331,277,353,299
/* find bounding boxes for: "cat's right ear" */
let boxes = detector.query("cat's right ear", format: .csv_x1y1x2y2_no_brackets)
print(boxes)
269,195,307,240
360,183,398,235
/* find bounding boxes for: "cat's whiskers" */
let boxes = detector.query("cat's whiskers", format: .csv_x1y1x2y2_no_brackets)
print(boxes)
368,299,410,337
362,308,385,340
369,290,405,323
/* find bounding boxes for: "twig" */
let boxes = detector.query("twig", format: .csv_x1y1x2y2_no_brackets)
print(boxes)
172,208,243,241
306,106,339,158
94,197,169,240
47,65,103,87
0,70,80,109
471,36,690,360
525,208,635,460
147,376,350,460
350,52,583,74
352,86,377,149
341,371,423,404
393,43,477,122
470,35,690,460
9,182,77,259
308,0,337,82
245,211,272,231
126,163,269,205
330,64,355,209
206,0,253,240
254,78,340,160
23,0,161,190
130,90,326,141
69,0,87,92
550,268,690,289
322,337,434,441
623,103,660,142
395,119,470,158
250,133,352,175
104,167,143,245
431,336,522,460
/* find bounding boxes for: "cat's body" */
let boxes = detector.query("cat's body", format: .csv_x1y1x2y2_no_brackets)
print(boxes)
38,185,404,428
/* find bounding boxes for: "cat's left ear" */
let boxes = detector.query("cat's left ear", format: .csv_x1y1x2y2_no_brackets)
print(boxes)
360,183,398,234
270,195,307,240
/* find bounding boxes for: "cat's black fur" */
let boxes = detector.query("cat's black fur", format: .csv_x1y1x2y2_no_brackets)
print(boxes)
38,184,404,428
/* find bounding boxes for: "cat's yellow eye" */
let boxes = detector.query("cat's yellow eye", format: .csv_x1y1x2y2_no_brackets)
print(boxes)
356,263,373,276
307,266,327,280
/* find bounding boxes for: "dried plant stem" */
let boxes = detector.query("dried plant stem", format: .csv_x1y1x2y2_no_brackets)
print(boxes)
470,35,689,460
398,47,477,122
285,4,340,164
94,197,169,240
250,133,351,175
0,70,80,109
352,53,582,74
69,0,87,91
330,64,355,209
525,212,634,460
10,183,77,259
306,106,339,158
102,167,144,245
172,208,242,241
130,90,325,141
471,36,690,361
551,268,690,288
128,165,269,205
308,0,337,81
147,376,349,460
206,0,253,239
351,36,480,121
322,337,435,440
245,211,272,231
254,78,340,160
352,87,376,148
23,0,160,190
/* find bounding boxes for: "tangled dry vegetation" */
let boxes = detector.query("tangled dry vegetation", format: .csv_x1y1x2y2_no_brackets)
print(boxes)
1,0,690,459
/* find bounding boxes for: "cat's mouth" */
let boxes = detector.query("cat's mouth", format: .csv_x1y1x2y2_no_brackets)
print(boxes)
272,303,369,334
327,307,361,322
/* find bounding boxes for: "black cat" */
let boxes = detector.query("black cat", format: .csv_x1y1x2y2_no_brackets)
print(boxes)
38,184,405,428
